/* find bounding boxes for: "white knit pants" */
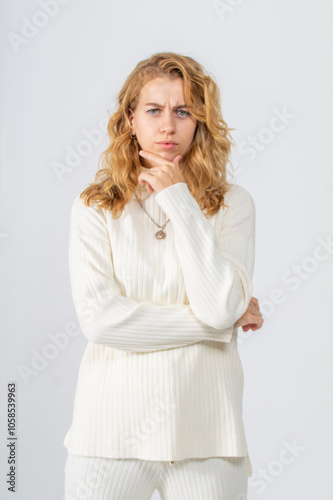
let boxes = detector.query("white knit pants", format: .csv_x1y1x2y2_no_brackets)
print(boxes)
64,452,248,500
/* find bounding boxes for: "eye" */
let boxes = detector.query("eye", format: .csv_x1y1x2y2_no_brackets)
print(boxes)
147,108,190,117
177,110,190,117
147,108,160,115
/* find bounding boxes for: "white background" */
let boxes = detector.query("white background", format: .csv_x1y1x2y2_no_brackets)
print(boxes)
1,0,332,499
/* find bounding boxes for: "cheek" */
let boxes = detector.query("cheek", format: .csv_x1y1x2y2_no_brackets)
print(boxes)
184,123,197,142
140,117,157,132
181,117,196,131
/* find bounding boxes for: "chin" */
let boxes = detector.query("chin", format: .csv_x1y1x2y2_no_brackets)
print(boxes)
160,149,175,156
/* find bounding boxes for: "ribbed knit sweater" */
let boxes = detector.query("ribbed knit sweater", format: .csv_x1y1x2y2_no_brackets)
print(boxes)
63,167,256,477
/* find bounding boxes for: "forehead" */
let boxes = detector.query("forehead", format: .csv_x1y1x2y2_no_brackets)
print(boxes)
139,77,185,100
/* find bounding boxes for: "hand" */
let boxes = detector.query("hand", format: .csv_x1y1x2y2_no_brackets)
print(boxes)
138,150,186,194
234,297,264,332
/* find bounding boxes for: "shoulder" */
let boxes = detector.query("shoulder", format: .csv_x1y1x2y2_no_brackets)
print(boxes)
70,193,109,241
224,183,255,213
71,192,105,217
222,183,256,226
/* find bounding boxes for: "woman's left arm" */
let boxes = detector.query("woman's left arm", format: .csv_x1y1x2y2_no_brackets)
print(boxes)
155,182,255,331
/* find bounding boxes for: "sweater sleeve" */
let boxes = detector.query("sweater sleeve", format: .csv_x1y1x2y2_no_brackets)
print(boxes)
68,194,235,353
155,182,255,330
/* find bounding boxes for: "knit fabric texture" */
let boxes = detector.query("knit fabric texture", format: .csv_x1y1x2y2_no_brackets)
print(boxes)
63,176,256,477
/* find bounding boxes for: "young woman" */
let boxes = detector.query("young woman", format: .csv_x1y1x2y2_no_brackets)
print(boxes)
63,52,263,500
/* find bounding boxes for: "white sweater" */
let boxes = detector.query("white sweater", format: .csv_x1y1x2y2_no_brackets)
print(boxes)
63,167,256,477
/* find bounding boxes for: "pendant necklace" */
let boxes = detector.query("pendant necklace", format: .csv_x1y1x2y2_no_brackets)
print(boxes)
134,191,170,239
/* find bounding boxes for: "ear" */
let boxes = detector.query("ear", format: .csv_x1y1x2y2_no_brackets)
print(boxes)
128,108,134,128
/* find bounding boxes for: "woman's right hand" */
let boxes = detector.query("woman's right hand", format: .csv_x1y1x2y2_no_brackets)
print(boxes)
234,297,264,332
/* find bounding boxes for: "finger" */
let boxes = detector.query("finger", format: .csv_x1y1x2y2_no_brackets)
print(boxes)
250,297,260,311
172,154,183,163
249,302,261,315
139,150,166,165
139,150,181,166
243,323,257,332
138,176,154,190
244,313,262,327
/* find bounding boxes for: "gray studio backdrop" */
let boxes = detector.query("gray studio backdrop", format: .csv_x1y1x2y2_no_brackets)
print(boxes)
1,0,332,499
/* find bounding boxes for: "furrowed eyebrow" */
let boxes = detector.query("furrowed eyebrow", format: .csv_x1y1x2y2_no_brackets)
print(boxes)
144,103,188,109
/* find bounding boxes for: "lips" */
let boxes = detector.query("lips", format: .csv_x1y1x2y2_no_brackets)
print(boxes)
157,141,177,145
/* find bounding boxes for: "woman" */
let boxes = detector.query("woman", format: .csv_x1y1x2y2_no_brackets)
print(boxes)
63,52,263,500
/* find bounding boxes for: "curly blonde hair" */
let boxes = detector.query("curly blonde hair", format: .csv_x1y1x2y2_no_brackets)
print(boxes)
80,51,236,218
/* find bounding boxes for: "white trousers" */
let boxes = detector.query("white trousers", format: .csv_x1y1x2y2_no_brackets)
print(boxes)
64,452,248,500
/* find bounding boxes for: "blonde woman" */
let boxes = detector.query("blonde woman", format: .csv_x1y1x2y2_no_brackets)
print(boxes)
63,52,263,500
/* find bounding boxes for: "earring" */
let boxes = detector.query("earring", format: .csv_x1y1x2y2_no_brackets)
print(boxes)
130,132,136,139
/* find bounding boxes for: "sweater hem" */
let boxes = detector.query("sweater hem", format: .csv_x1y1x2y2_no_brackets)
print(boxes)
63,434,253,477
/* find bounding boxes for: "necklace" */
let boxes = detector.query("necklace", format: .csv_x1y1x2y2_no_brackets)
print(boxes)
134,191,170,239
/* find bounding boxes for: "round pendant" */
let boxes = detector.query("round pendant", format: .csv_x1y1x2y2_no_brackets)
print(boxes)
155,230,166,239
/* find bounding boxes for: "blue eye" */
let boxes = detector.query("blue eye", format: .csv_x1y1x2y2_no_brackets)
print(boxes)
147,108,190,117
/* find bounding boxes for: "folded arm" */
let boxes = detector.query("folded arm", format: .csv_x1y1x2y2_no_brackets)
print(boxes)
68,195,236,352
155,182,256,330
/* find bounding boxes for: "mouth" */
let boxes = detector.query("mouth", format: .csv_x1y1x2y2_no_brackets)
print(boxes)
157,141,178,149
157,141,178,145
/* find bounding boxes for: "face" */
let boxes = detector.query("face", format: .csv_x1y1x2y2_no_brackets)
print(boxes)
129,76,197,169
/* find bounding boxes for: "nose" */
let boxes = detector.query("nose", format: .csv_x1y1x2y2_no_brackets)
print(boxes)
159,109,176,134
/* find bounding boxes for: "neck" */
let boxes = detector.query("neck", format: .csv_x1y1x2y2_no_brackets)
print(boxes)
134,164,153,197
140,165,152,173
